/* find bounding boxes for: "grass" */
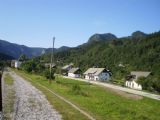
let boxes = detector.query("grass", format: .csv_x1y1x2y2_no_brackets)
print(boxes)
3,73,15,120
4,73,14,85
13,69,160,120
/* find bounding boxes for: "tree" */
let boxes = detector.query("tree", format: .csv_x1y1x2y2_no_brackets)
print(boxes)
18,54,28,62
21,60,36,73
43,69,55,80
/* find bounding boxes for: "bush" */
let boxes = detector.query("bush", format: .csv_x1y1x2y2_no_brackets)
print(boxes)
72,84,88,97
43,69,55,80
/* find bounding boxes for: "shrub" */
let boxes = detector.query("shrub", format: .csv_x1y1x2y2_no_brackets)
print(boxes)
72,84,88,97
43,69,55,80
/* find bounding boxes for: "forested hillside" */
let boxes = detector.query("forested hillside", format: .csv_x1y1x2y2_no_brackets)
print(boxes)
0,53,15,60
44,31,160,76
0,39,45,58
22,31,160,92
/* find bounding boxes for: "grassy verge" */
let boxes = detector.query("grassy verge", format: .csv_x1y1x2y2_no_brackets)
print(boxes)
3,73,15,120
13,69,160,120
4,73,14,85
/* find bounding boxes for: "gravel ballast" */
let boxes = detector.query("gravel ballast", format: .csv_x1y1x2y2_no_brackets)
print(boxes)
10,71,62,120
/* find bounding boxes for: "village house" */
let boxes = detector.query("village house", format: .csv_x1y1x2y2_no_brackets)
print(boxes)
11,60,16,67
125,71,151,90
61,63,73,75
68,68,81,78
11,60,22,68
83,68,112,81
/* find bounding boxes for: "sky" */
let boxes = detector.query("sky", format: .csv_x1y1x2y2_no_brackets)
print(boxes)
0,0,160,48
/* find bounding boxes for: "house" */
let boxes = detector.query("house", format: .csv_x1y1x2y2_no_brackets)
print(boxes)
11,60,22,68
83,68,112,81
68,68,81,78
15,60,22,68
11,60,16,67
125,71,151,90
61,63,73,75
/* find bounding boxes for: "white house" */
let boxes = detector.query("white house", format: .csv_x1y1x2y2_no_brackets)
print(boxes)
125,71,151,90
68,68,81,78
61,63,73,75
11,60,16,67
83,68,112,81
15,60,22,68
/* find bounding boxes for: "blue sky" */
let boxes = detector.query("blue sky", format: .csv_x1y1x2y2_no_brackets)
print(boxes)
0,0,160,48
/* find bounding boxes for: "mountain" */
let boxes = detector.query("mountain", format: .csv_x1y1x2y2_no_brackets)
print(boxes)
45,46,70,53
57,46,70,52
0,39,45,59
0,39,70,59
88,33,117,43
0,52,15,60
131,31,147,40
45,31,160,76
21,30,160,92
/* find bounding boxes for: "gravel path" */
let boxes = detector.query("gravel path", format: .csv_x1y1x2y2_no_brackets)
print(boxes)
9,71,62,120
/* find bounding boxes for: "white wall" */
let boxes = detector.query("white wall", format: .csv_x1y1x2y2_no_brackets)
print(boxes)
85,75,90,80
94,76,99,81
125,81,142,90
85,72,110,81
68,73,80,78
15,61,22,68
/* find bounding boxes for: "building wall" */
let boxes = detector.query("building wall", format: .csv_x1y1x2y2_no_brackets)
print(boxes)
85,75,94,80
85,72,110,81
11,60,15,67
85,75,90,80
15,61,22,68
68,73,80,78
125,80,142,90
98,72,110,81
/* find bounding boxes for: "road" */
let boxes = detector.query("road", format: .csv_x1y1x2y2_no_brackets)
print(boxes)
4,71,62,120
63,76,160,101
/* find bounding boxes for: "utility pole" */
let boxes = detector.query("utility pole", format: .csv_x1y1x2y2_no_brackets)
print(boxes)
50,37,55,83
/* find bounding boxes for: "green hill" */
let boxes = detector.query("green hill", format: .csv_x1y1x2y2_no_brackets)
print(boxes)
51,31,159,75
0,52,14,60
22,31,160,92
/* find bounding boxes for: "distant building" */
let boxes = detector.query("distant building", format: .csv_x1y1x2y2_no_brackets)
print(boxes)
68,68,81,78
61,63,73,75
15,60,22,68
83,68,112,81
11,60,16,67
125,71,151,90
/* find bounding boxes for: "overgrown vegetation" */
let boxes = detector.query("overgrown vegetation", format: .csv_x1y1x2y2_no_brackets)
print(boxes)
3,73,15,120
14,69,160,120
4,73,14,85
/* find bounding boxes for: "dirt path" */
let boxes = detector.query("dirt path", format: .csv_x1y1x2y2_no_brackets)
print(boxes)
9,71,62,120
